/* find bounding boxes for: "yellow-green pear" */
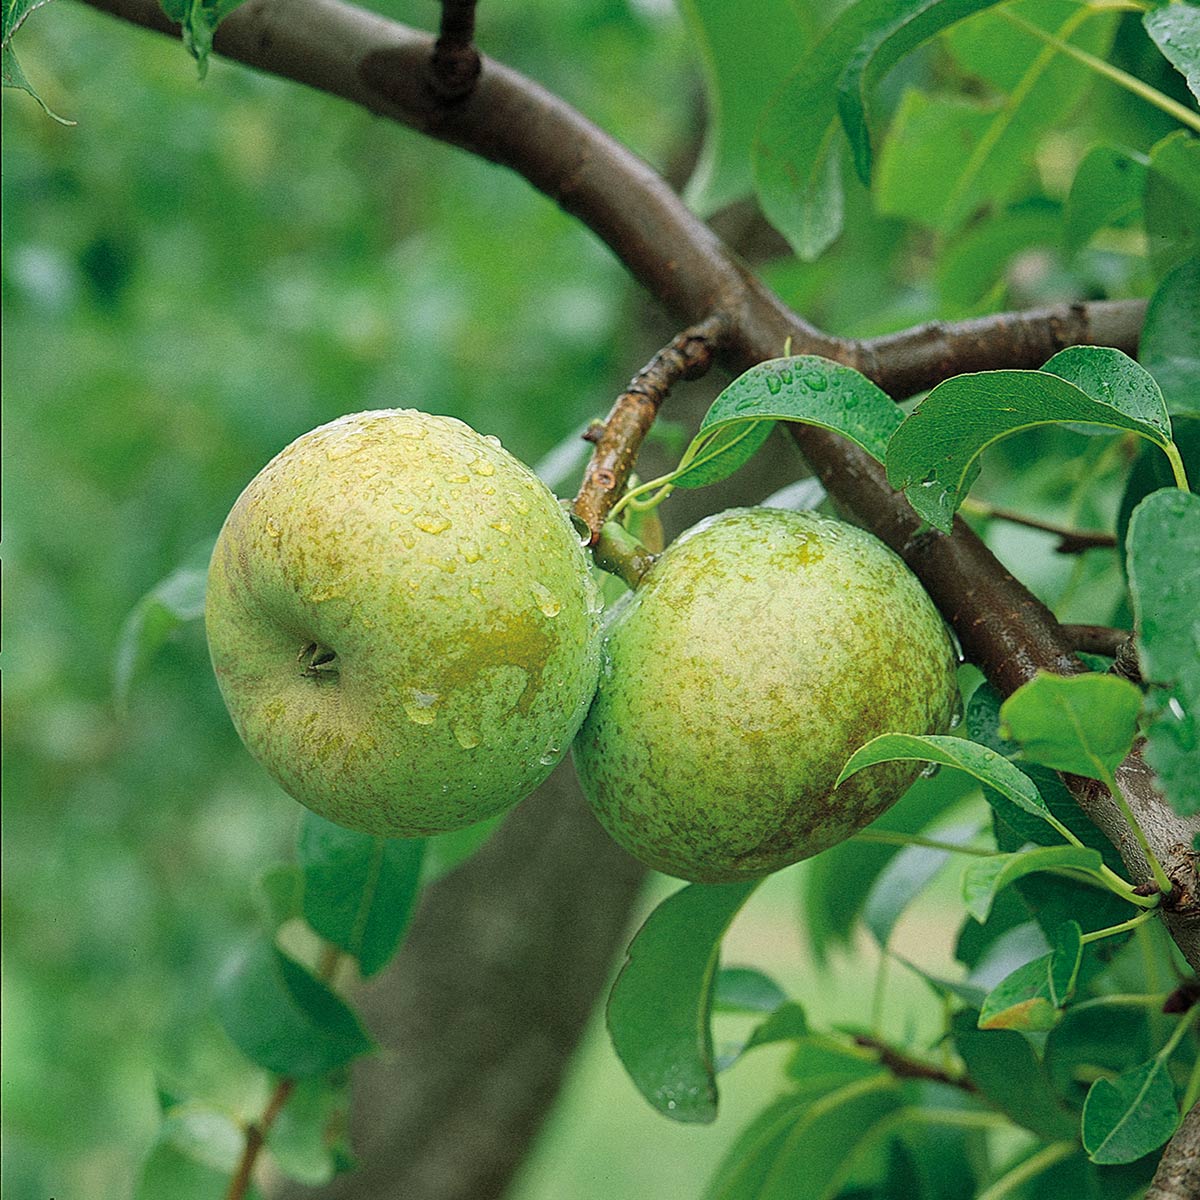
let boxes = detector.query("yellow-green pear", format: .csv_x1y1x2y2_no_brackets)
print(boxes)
206,409,602,836
573,507,959,881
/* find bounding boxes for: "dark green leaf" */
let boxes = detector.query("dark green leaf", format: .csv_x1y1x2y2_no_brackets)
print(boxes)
742,1003,809,1055
1140,258,1200,416
135,1103,259,1200
978,920,1081,1030
215,939,374,1078
158,0,248,77
835,0,997,185
951,1009,1077,1140
607,881,759,1123
1000,672,1143,780
298,812,425,978
676,357,903,486
962,845,1104,923
1041,346,1172,437
1064,145,1148,253
679,0,809,215
1045,997,1155,1102
714,967,788,1014
838,733,1053,825
1128,488,1200,815
705,1074,901,1200
886,368,1174,531
266,1074,352,1186
1144,3,1200,104
861,817,983,947
113,566,207,714
1083,1056,1179,1164
1145,131,1200,275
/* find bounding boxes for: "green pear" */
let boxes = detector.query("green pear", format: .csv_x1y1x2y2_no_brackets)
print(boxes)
206,409,602,837
573,507,959,881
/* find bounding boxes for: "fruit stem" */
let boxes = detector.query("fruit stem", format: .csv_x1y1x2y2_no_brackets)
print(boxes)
592,521,658,588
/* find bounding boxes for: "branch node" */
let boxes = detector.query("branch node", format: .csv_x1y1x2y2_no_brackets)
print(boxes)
428,1,481,102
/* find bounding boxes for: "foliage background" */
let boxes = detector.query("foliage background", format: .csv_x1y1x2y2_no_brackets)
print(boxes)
2,1,1189,1196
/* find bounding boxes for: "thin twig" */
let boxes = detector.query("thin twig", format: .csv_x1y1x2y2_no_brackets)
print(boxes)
429,0,480,100
962,499,1118,553
573,313,729,542
853,1034,977,1094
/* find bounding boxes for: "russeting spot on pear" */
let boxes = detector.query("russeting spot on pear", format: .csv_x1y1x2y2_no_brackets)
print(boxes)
206,409,602,837
572,507,959,882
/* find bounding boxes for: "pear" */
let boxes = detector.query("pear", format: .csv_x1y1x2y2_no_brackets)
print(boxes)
206,409,602,836
573,507,959,881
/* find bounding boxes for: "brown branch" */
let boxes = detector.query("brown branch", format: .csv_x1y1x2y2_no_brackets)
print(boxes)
226,1077,297,1200
429,0,480,101
1147,1102,1200,1200
573,313,729,542
1061,624,1133,658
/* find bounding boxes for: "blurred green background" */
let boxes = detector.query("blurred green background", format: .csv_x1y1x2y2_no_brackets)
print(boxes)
2,1,1177,1196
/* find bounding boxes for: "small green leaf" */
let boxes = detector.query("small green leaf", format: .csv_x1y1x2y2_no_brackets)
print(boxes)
886,365,1174,531
135,1102,259,1200
298,812,425,977
1140,258,1200,416
679,0,809,216
420,814,502,885
1045,997,1154,1100
962,846,1104,923
1000,672,1143,780
952,1009,1077,1140
742,1003,809,1056
978,920,1082,1031
113,565,207,714
835,0,998,185
838,733,1053,825
158,0,247,76
256,864,304,932
1128,488,1200,815
1083,1057,1179,1164
674,356,903,489
215,940,374,1078
714,967,788,1014
1146,131,1200,274
266,1074,352,1186
1064,145,1148,253
607,881,759,1123
1144,3,1200,105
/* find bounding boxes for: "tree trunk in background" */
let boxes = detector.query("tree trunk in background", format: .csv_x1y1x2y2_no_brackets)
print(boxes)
277,763,646,1200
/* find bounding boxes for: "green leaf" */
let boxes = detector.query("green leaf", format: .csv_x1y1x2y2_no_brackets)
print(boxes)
679,0,809,216
135,1102,259,1200
1045,997,1155,1101
2,0,74,124
1146,131,1200,275
266,1074,352,1186
421,814,503,884
1083,1056,1179,1164
978,920,1082,1030
705,1074,901,1200
742,1003,809,1056
881,2,1118,233
962,845,1105,923
1041,346,1172,438
255,864,304,932
158,0,247,77
298,812,425,978
1128,488,1200,814
835,0,998,186
674,356,903,489
1140,258,1200,416
886,365,1173,532
1000,672,1143,780
1144,3,1200,105
714,967,788,1014
754,0,911,260
113,567,207,714
951,1009,1078,1140
215,940,374,1078
607,881,759,1123
837,733,1054,826
861,817,984,947
1064,145,1148,253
